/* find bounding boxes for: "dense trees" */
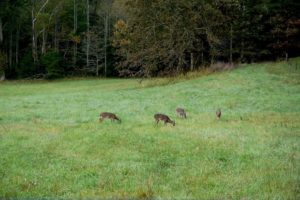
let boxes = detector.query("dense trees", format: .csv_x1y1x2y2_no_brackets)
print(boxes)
115,0,300,76
0,0,299,79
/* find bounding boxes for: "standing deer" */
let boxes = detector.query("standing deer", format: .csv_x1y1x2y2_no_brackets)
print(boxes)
154,113,175,126
216,109,221,119
99,112,121,123
176,107,187,118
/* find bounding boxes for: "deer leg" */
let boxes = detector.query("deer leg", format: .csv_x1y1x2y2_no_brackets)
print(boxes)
99,117,103,122
156,119,159,125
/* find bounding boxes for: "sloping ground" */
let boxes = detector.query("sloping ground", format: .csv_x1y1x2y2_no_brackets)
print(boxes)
0,59,299,199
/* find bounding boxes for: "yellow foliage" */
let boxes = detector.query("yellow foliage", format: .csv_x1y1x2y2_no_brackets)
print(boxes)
71,35,81,44
113,19,130,48
114,19,127,30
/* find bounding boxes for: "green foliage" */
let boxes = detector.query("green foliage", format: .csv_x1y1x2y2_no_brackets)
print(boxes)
0,60,299,198
17,52,37,78
0,51,6,76
40,51,63,79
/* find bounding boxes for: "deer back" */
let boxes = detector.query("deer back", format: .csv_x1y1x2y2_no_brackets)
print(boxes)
176,108,185,113
176,108,186,118
154,113,169,121
100,112,115,119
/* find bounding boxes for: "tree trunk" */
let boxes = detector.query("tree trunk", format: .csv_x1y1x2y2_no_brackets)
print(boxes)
9,31,13,68
104,12,108,77
190,52,194,71
96,54,99,76
32,5,38,63
74,0,77,32
0,18,3,43
285,23,289,62
54,16,59,51
1,17,6,80
73,0,77,68
42,27,46,55
201,41,204,65
240,40,244,62
16,24,20,65
240,3,245,63
229,24,233,64
86,0,90,69
177,55,183,73
210,46,215,65
0,59,5,81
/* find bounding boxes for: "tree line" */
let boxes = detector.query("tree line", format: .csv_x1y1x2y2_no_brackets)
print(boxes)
0,0,299,79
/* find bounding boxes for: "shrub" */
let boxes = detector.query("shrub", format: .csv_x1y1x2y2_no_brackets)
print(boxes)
41,51,63,79
17,52,37,78
210,62,236,72
0,52,6,80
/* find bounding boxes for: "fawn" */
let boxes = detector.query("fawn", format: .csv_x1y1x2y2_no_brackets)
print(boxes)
176,107,187,118
99,112,121,123
154,113,175,126
216,109,221,119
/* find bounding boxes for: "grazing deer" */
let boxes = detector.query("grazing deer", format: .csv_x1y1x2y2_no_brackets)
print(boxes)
99,112,121,123
176,107,187,118
154,113,175,126
216,109,221,119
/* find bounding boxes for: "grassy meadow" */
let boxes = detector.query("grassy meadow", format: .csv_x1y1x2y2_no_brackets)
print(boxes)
0,60,300,199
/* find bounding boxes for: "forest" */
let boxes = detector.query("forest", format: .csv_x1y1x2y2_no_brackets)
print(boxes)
0,0,299,79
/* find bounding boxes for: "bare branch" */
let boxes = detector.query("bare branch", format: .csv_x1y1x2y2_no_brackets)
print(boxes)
36,0,50,17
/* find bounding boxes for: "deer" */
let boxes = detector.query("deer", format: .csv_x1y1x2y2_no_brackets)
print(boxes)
216,109,221,119
154,113,175,126
176,107,187,118
99,112,121,123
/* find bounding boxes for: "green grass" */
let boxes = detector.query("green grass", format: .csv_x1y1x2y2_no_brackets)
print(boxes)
0,59,300,199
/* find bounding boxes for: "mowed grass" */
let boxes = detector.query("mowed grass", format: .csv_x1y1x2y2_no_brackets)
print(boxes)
0,59,300,199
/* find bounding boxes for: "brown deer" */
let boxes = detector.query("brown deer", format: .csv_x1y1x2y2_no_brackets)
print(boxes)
216,109,221,119
176,107,187,118
99,112,121,123
154,113,175,126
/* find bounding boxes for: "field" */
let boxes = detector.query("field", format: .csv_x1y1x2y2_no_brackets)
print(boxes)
0,60,300,199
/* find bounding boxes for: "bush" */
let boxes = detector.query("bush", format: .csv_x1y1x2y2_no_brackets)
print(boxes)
0,52,6,80
210,62,236,72
17,52,37,78
40,51,63,79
